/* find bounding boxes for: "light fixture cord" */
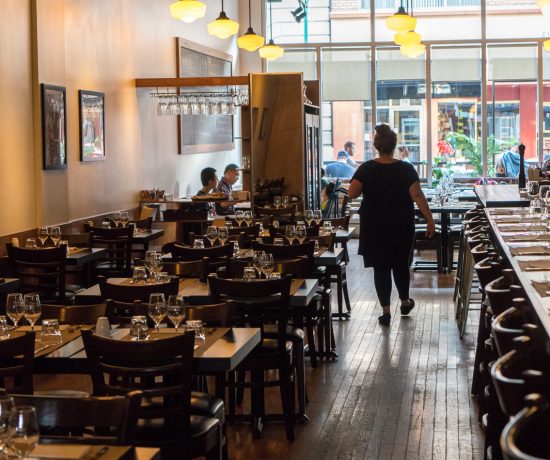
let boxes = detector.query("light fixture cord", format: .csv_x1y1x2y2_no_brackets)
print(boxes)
221,0,224,13
269,0,273,40
248,0,252,27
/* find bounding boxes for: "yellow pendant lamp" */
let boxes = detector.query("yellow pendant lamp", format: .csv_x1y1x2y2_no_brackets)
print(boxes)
169,0,206,23
544,39,550,52
400,43,426,58
237,0,265,51
259,0,284,61
386,4,416,33
208,0,239,39
537,0,550,6
394,30,421,46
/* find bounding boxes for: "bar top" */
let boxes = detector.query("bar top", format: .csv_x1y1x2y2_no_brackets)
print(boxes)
474,184,529,208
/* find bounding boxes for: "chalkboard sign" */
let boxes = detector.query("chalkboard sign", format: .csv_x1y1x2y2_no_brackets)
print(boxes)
177,38,234,154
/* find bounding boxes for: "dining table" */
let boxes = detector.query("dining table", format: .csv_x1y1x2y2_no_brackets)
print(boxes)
475,184,529,208
25,443,159,460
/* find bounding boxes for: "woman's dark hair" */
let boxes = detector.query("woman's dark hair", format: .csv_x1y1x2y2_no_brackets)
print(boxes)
373,124,397,155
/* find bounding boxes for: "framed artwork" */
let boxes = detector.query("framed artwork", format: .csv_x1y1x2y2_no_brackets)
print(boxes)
176,38,234,154
79,90,105,161
41,84,67,170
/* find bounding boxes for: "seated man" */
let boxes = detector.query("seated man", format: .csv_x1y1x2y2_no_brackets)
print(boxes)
325,151,356,179
194,167,218,213
215,163,240,215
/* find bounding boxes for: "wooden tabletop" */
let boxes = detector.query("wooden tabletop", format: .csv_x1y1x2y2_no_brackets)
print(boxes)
66,247,106,266
475,184,529,208
335,228,355,242
131,228,164,243
32,326,260,374
485,207,550,336
27,444,159,459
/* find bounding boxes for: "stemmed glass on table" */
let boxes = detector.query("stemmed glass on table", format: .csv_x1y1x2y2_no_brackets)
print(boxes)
274,196,281,209
8,406,39,459
217,227,229,246
0,394,14,456
243,211,253,227
148,293,167,333
528,181,540,214
6,294,24,328
119,211,129,228
260,253,274,279
313,210,322,226
145,251,162,282
235,211,245,227
285,225,296,245
23,294,41,331
206,226,218,247
37,227,49,247
305,210,314,226
49,226,61,247
253,251,265,278
282,196,289,207
167,295,185,331
295,224,307,244
540,186,550,231
112,211,122,228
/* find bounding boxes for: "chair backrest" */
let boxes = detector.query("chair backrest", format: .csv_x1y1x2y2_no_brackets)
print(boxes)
251,240,315,261
0,332,35,394
186,302,233,327
98,276,179,303
6,244,68,302
41,304,106,325
492,306,526,357
254,205,296,223
208,274,292,350
131,217,153,230
104,299,148,326
81,330,195,446
273,257,313,278
309,232,336,251
62,233,92,248
501,394,550,460
322,215,350,230
171,242,234,263
84,226,134,276
10,391,142,445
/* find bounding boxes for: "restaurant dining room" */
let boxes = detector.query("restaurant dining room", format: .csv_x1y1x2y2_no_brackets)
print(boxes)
5,0,550,459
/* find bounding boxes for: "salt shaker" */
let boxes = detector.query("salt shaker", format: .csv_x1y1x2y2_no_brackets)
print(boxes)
95,317,111,337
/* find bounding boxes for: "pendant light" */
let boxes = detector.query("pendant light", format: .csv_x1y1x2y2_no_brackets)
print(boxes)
169,0,206,23
394,30,421,46
386,1,416,33
237,0,265,51
545,39,550,52
537,0,550,6
400,43,426,58
208,0,239,39
259,0,284,61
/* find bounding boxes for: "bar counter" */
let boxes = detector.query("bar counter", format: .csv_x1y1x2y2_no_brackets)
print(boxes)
475,184,529,208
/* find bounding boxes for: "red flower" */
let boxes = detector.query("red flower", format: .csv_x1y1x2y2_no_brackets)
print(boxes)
437,140,454,156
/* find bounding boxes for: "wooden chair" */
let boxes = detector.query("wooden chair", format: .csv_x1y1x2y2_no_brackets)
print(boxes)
6,244,73,303
10,391,143,445
136,257,209,282
41,304,106,324
186,303,233,328
81,330,223,459
501,394,550,460
251,241,315,264
322,215,351,261
104,299,147,326
171,243,233,273
98,275,179,303
208,274,295,441
139,205,155,220
0,331,35,394
83,226,134,278
254,205,296,224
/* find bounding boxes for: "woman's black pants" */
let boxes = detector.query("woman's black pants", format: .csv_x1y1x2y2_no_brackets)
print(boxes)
373,255,411,307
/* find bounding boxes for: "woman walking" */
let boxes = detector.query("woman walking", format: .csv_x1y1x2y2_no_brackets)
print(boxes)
348,124,435,326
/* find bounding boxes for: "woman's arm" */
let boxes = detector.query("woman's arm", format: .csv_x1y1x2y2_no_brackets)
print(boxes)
348,179,363,199
409,182,435,238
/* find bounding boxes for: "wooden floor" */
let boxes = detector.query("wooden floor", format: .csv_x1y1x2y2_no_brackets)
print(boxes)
226,241,484,460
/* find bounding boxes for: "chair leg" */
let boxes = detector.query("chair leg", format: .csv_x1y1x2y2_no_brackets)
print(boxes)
279,368,295,442
305,317,317,368
295,339,306,416
227,371,236,423
342,274,351,313
251,370,265,439
236,370,245,405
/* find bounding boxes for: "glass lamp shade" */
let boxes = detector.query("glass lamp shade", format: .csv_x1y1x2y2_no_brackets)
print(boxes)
237,28,265,51
537,0,550,6
207,11,239,39
400,43,426,58
544,39,550,52
386,7,416,32
169,0,207,23
259,40,285,61
394,30,421,46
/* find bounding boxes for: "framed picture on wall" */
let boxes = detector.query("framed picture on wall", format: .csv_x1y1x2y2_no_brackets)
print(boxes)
41,84,67,170
79,90,105,162
176,38,234,154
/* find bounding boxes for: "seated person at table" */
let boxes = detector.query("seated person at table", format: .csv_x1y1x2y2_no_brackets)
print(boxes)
321,182,336,213
215,163,240,215
326,151,356,179
195,167,219,212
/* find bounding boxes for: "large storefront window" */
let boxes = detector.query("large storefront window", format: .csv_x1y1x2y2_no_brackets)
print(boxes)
431,46,481,179
376,47,427,179
487,1,547,39
267,49,317,79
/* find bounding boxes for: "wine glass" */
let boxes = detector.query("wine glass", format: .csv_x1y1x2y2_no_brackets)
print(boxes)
217,227,229,246
274,196,282,209
282,196,289,207
8,406,39,459
243,211,253,227
285,225,296,244
119,211,129,227
235,211,244,227
144,251,160,282
23,294,41,331
305,210,314,226
322,221,333,235
295,224,307,244
112,211,122,228
6,294,24,327
313,210,322,225
261,253,274,279
167,295,185,331
37,227,49,247
148,293,167,332
243,266,257,281
0,395,14,455
49,226,61,247
206,226,218,247
253,251,265,278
